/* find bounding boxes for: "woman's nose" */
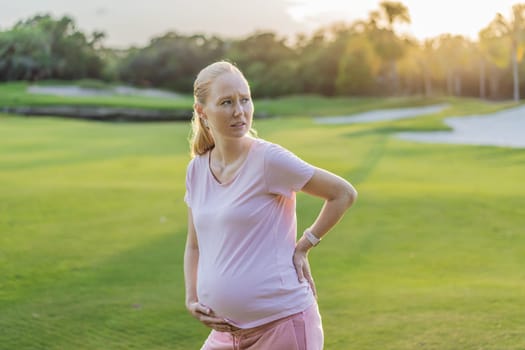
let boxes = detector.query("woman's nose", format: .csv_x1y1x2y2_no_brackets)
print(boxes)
233,101,243,116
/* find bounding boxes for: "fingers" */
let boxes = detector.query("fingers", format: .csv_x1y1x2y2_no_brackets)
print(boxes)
294,256,317,298
200,316,240,332
293,255,305,283
194,303,212,316
200,315,227,327
189,303,216,321
189,303,241,332
306,272,318,299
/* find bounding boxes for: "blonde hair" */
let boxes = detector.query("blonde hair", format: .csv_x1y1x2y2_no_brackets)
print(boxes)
189,61,255,157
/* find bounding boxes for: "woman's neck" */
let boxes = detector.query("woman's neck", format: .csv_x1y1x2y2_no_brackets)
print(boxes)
212,137,252,166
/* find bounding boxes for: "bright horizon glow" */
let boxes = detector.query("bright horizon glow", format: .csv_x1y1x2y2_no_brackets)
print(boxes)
0,0,521,48
288,0,520,40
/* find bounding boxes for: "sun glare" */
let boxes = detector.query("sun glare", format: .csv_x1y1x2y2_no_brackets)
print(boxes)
286,0,520,40
287,0,355,20
287,0,370,23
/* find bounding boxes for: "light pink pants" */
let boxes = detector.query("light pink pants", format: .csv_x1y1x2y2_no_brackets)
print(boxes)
200,303,324,350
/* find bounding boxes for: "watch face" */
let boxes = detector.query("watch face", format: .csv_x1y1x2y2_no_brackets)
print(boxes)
305,230,320,246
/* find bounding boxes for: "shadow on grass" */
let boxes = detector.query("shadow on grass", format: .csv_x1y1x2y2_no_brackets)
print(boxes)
0,229,205,350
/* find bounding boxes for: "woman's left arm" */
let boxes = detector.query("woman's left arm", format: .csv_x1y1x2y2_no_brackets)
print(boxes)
293,167,357,295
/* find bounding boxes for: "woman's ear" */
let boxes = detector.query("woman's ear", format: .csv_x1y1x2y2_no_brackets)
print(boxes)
194,103,205,118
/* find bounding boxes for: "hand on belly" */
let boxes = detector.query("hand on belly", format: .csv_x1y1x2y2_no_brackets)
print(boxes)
186,301,241,332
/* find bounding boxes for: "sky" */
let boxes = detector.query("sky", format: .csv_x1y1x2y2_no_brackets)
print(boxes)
0,0,520,48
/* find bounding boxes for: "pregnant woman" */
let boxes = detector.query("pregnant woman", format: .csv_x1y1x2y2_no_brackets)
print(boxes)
184,61,357,350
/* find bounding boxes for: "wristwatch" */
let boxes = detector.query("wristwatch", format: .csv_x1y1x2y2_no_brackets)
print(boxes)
303,228,321,247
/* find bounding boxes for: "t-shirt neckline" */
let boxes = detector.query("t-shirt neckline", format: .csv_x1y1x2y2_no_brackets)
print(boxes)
208,139,257,186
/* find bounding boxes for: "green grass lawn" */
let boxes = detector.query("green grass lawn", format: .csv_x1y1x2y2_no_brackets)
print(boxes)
1,97,524,349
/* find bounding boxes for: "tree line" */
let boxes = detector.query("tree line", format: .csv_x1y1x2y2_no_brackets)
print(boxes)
1,2,525,101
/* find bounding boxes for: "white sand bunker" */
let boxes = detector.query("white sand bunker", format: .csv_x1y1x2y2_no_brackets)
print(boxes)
396,105,525,148
27,85,181,99
315,104,449,124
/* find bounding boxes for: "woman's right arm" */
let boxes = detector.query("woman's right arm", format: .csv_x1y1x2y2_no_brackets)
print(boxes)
184,208,201,309
184,208,239,331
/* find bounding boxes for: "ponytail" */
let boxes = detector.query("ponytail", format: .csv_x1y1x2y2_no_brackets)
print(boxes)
189,110,214,157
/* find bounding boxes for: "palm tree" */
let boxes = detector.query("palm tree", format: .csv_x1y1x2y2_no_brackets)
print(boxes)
486,4,525,101
398,38,440,97
379,1,411,31
369,1,411,94
478,24,510,99
434,35,472,97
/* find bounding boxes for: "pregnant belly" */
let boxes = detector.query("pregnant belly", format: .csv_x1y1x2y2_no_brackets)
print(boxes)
197,269,284,325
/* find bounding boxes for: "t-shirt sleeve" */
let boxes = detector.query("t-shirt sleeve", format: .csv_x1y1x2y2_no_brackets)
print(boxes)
264,143,315,198
184,159,195,207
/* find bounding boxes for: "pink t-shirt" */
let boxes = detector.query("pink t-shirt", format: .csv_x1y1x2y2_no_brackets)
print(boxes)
184,138,316,328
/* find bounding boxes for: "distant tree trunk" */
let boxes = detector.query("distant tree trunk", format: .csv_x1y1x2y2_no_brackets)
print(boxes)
512,44,520,101
423,68,432,97
390,59,399,94
454,76,462,96
489,71,500,99
446,70,454,96
479,59,486,99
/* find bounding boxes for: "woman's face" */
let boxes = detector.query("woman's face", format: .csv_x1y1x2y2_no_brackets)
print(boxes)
201,71,253,141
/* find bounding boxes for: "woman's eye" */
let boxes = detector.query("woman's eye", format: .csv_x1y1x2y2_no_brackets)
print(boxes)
241,98,250,103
